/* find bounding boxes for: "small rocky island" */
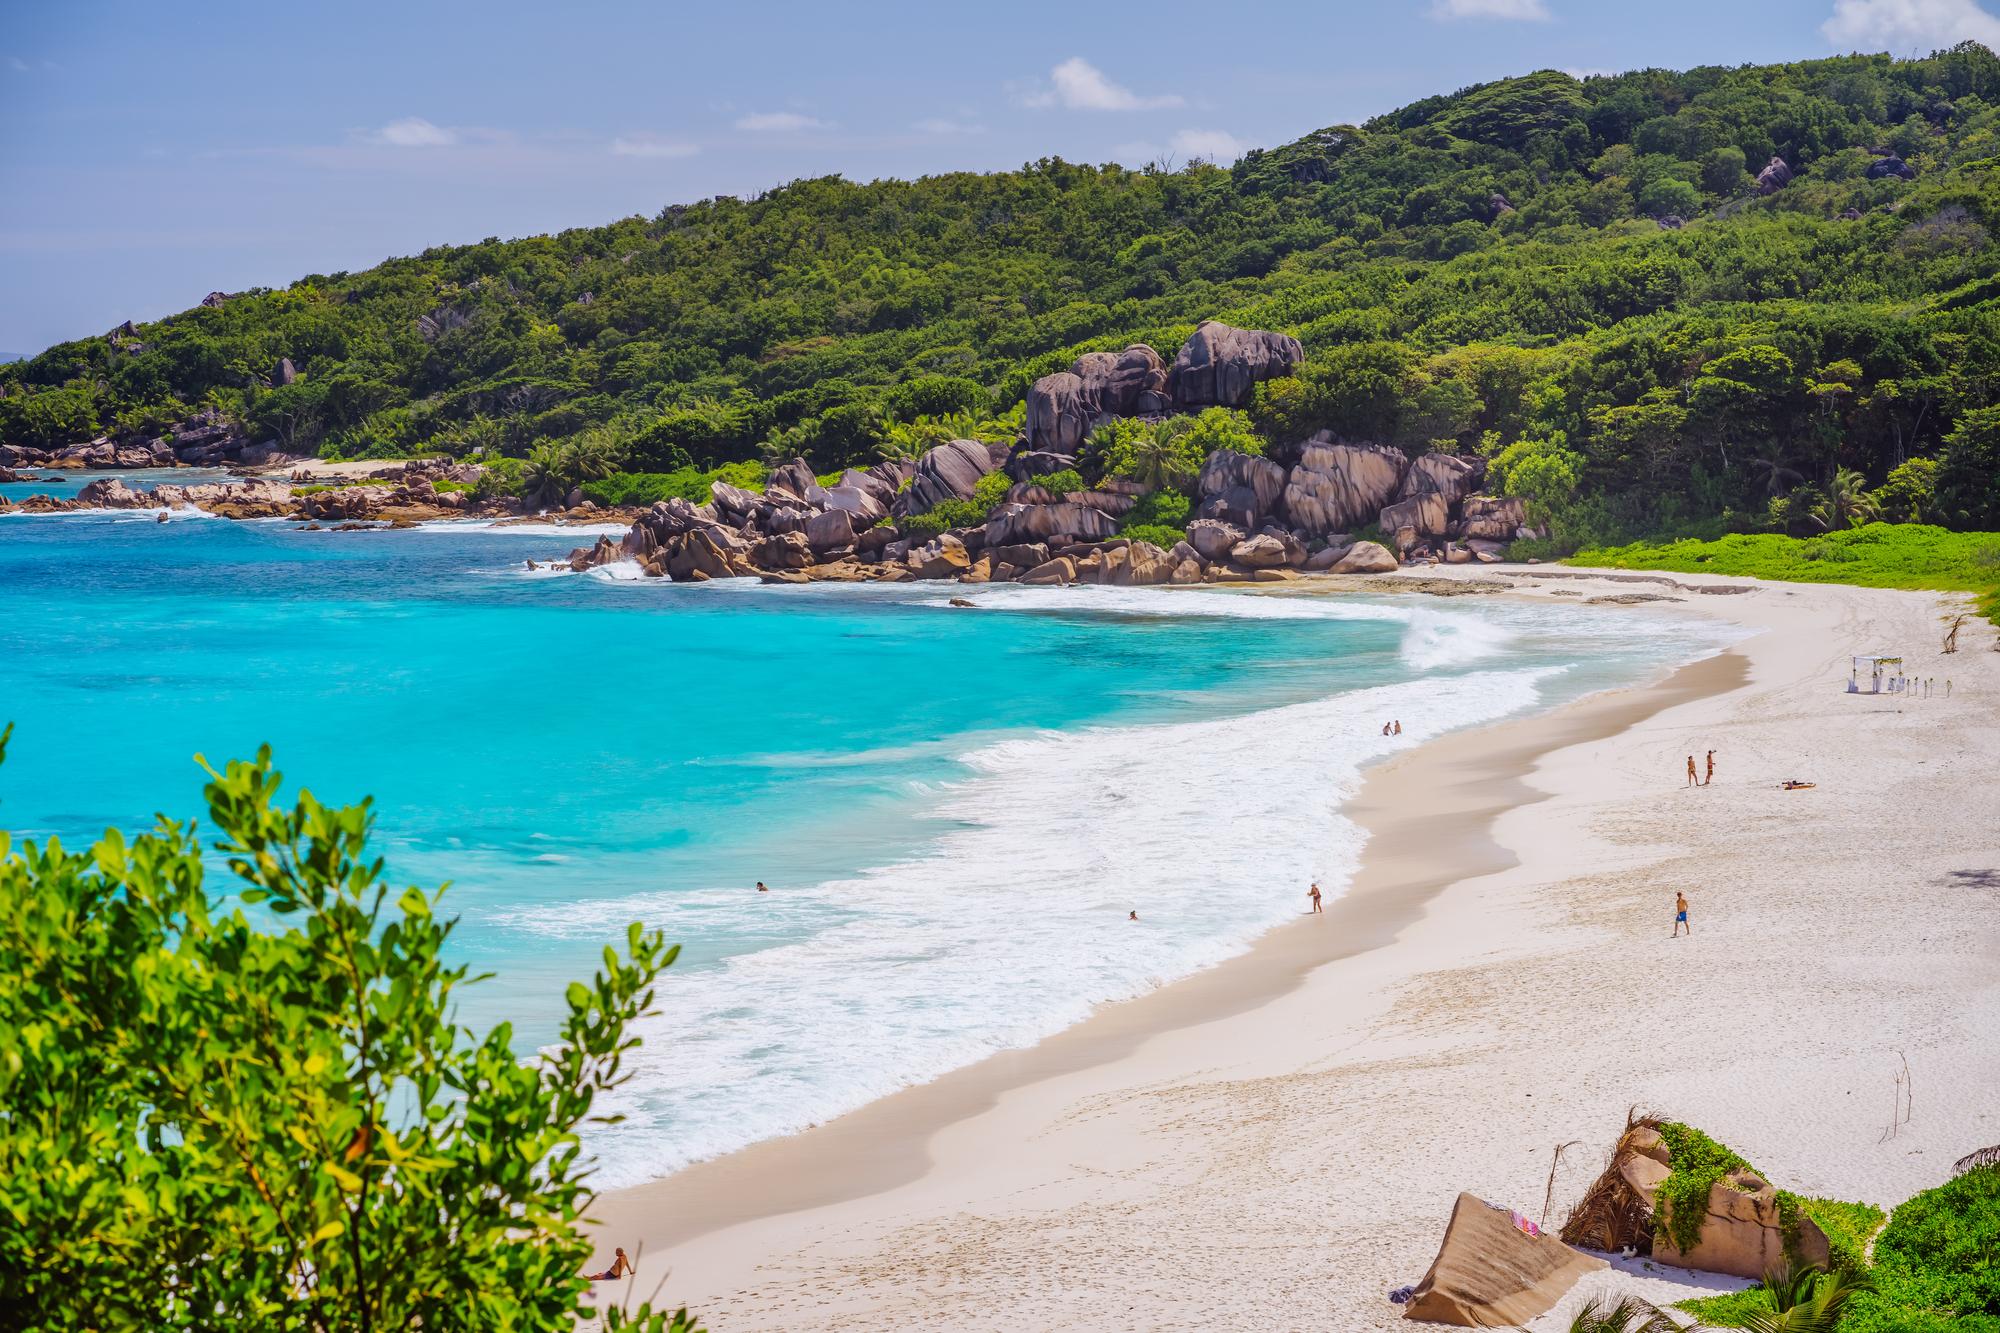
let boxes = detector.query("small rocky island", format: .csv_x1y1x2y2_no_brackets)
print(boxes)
4,318,1536,584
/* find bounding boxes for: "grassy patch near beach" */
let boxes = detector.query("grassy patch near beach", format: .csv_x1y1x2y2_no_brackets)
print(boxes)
1572,524,2000,624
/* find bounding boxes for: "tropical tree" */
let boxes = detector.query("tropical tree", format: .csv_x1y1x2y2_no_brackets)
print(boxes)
1747,443,1805,499
1809,466,1881,530
1743,1260,1875,1332
0,727,699,1332
1565,1295,1674,1333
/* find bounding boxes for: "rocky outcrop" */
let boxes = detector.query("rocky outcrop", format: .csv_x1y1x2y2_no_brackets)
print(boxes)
1170,320,1305,408
1379,492,1451,551
1455,494,1528,542
983,500,1118,545
1654,1172,1831,1280
1005,448,1078,482
1196,448,1287,528
1331,540,1398,574
1866,155,1914,181
897,439,997,515
1072,344,1170,417
805,508,857,557
1756,156,1793,195
1398,451,1482,507
1282,437,1408,536
1186,518,1246,562
1230,531,1307,569
1024,372,1091,454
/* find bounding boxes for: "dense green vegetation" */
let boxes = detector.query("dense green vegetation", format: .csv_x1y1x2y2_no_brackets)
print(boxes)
1574,523,2000,620
0,725,698,1331
1675,1165,1998,1331
5,46,1999,553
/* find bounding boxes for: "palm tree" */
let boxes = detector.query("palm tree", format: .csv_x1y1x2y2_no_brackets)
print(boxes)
1743,1260,1876,1332
1748,443,1804,498
520,441,570,508
1567,1295,1675,1333
1808,466,1881,530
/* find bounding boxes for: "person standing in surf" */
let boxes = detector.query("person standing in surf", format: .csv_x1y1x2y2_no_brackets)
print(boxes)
1308,882,1323,914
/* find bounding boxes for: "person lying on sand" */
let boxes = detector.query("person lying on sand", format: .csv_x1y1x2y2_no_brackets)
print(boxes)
1672,891,1691,938
584,1247,632,1281
1781,780,1816,790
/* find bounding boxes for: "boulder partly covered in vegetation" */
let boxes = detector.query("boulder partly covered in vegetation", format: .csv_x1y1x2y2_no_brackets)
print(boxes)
1170,320,1305,409
1559,1116,1860,1282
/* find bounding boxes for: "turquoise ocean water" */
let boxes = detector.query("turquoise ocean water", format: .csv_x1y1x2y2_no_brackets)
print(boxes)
0,501,1737,1183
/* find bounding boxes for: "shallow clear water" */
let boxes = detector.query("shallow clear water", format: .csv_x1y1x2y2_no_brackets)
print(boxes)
0,511,1738,1182
0,466,237,503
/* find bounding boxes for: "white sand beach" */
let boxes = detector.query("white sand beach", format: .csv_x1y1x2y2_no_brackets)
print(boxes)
586,568,2000,1330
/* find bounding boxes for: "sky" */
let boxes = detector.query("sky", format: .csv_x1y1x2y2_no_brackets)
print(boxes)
4,0,2000,354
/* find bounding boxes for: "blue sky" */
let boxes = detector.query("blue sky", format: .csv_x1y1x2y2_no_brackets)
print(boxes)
5,0,1999,353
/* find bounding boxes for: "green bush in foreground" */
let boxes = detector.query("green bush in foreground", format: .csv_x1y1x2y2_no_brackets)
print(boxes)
1842,1166,2000,1332
1573,524,2000,623
0,725,697,1332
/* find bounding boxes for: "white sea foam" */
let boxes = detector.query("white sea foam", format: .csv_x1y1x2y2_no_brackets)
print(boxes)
536,664,1571,1186
934,582,1413,622
412,519,632,535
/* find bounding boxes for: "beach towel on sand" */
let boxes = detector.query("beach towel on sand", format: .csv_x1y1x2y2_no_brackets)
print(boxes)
1402,1192,1605,1326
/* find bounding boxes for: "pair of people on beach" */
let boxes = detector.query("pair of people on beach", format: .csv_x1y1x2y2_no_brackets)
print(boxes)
1685,749,1715,786
1380,720,1402,736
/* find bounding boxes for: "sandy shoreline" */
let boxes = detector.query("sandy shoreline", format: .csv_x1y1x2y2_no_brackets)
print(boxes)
588,568,2000,1330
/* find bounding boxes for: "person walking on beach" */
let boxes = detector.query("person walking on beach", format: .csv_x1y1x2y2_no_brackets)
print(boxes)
1686,754,1698,786
1672,891,1691,937
1309,882,1323,914
1704,749,1715,786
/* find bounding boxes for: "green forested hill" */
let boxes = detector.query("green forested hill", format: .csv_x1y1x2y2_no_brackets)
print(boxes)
5,44,2000,544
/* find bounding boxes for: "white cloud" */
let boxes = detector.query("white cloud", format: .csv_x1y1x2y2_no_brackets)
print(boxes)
1822,0,2000,49
610,134,699,159
1172,128,1252,162
1023,57,1183,111
735,111,827,132
1431,0,1552,18
374,117,457,148
914,117,985,136
6,55,30,72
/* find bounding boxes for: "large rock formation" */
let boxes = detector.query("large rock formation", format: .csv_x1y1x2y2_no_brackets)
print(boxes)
897,439,998,514
1024,372,1091,454
1330,540,1397,573
983,500,1118,545
1072,344,1170,417
1654,1172,1831,1280
1866,155,1915,181
1196,449,1287,528
1756,156,1793,195
1398,452,1483,508
1186,518,1246,562
1455,494,1527,542
1170,320,1305,408
1379,492,1452,547
1282,437,1408,536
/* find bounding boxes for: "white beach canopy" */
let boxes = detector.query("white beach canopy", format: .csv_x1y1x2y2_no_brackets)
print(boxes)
1849,655,1905,693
